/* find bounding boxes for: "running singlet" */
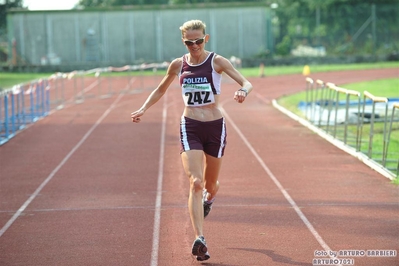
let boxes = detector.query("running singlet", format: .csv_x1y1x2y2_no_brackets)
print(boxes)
179,52,222,107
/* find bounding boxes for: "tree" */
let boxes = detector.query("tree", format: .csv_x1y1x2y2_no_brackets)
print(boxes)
271,0,399,56
0,0,23,30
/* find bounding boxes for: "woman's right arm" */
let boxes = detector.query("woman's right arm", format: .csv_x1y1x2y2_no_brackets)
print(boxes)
131,59,181,123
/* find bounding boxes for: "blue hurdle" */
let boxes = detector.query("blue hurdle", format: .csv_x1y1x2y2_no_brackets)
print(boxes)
0,80,50,145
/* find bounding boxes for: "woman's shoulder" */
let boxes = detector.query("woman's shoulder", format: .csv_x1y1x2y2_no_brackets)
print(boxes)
212,53,231,73
212,53,227,62
168,57,184,74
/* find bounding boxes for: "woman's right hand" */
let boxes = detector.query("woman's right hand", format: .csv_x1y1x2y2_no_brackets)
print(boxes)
131,109,144,123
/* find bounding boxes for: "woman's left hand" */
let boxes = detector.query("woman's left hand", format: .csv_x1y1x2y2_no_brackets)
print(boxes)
234,89,247,103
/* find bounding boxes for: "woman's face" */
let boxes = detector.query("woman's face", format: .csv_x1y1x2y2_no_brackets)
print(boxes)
182,29,208,55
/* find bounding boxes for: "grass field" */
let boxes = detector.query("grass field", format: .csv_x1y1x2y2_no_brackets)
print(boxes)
1,61,398,90
277,78,399,115
239,61,399,77
0,72,53,90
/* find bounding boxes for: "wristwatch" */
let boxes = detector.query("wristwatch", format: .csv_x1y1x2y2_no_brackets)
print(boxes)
238,88,248,96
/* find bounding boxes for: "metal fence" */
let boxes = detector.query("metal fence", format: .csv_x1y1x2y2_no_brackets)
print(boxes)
6,5,272,70
303,77,399,178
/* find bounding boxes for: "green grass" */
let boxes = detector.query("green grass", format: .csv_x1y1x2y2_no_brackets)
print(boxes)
0,72,53,90
239,61,399,77
0,70,161,90
344,78,399,98
278,78,399,115
1,61,398,90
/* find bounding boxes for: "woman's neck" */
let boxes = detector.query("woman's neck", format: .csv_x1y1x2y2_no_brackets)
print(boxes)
188,51,209,65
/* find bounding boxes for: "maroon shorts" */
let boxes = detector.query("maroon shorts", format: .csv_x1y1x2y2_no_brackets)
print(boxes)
180,116,227,158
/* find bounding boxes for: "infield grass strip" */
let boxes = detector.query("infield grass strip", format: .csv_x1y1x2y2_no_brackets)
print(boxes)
1,62,398,90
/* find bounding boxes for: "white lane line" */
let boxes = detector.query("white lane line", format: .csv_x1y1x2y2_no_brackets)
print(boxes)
0,93,125,238
150,92,168,266
220,105,334,255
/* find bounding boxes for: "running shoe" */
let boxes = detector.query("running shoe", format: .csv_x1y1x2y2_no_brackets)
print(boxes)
192,236,210,261
203,190,214,218
196,251,211,261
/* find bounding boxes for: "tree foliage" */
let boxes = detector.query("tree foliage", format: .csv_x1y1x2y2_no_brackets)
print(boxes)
0,0,23,29
271,0,399,56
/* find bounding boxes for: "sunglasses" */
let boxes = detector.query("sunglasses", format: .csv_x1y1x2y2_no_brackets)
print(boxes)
184,36,206,46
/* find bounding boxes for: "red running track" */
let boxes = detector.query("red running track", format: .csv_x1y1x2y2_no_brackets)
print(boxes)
0,68,398,266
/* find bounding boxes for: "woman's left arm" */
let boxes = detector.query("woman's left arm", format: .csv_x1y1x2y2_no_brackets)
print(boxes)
214,55,253,103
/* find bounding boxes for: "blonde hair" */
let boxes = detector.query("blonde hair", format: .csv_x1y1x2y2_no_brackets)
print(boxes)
179,20,206,37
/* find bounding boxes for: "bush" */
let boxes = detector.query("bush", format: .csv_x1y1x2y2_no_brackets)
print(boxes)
276,36,291,56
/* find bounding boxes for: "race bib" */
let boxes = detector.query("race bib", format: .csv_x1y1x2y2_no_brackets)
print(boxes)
182,83,215,106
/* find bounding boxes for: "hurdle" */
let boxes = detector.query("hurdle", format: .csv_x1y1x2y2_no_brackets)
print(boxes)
0,79,50,145
305,77,314,121
0,61,170,145
359,91,389,165
385,103,399,172
315,79,327,127
49,73,66,109
325,83,361,146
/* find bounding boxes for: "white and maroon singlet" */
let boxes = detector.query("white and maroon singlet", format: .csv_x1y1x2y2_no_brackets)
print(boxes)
179,52,222,107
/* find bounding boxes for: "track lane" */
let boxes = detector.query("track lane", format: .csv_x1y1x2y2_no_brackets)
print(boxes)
156,84,325,265
0,86,166,265
1,68,398,266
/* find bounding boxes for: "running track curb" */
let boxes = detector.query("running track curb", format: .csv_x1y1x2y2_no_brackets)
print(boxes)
272,99,397,181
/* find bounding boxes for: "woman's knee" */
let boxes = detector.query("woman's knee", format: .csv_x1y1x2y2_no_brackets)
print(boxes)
189,176,204,192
